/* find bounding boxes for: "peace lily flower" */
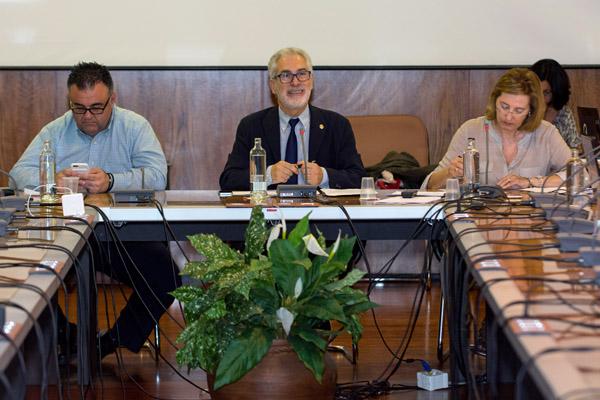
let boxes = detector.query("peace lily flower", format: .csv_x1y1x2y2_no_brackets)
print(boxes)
294,277,303,299
302,234,329,257
302,230,342,261
266,209,288,250
276,307,294,336
329,231,341,261
267,224,282,251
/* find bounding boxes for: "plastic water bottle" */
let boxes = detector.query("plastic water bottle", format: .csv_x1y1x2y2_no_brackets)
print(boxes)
249,138,267,204
39,139,57,202
566,147,585,206
463,137,480,193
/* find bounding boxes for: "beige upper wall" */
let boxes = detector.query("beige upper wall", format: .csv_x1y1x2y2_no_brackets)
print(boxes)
1,0,599,67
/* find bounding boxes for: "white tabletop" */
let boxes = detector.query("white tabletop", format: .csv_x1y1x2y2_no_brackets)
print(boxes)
99,190,443,222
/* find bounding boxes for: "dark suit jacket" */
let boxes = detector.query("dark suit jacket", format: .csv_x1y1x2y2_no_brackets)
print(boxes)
219,105,366,190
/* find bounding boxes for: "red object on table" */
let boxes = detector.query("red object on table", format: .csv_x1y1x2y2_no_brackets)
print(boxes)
376,178,401,189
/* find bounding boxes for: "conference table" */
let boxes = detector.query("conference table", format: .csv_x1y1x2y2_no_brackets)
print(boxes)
0,188,444,396
22,189,600,398
91,190,442,242
446,200,600,399
0,213,94,395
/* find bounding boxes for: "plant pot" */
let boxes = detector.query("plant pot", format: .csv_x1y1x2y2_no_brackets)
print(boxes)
208,339,337,400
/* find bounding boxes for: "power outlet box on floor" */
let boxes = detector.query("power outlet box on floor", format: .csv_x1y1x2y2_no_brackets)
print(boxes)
417,369,449,391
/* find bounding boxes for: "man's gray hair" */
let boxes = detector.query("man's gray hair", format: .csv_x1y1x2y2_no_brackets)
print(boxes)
267,47,313,79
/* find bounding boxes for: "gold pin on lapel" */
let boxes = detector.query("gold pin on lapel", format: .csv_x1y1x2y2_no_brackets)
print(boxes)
319,124,325,130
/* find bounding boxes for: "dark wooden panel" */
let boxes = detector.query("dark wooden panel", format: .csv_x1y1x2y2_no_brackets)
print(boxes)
1,68,599,189
569,69,600,114
111,70,272,189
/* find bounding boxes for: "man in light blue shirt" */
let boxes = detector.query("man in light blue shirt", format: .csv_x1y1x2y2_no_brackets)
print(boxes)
11,64,167,193
10,62,178,363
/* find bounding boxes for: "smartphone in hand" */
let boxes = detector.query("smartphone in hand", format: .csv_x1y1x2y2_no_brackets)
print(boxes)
71,162,89,174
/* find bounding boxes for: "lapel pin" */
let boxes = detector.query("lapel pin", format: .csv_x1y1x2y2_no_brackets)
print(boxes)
319,124,325,130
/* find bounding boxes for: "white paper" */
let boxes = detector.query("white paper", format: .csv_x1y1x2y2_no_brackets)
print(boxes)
390,190,444,197
520,187,560,193
375,196,441,204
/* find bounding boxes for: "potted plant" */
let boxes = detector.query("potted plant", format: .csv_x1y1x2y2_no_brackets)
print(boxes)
173,206,377,399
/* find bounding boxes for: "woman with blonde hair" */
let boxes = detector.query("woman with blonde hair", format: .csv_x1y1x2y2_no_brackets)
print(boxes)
424,68,570,190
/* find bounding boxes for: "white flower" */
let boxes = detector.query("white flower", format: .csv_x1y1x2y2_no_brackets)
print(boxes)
267,224,282,251
281,216,287,237
329,231,341,260
302,234,329,257
294,277,303,299
276,307,294,336
275,207,287,239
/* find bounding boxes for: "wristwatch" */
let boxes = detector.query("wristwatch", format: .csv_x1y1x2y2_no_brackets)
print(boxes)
106,172,114,192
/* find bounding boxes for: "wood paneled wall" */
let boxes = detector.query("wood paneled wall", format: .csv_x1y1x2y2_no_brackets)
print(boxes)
1,68,599,189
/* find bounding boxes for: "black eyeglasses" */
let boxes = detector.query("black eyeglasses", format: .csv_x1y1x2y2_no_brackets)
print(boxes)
274,69,312,84
70,96,111,115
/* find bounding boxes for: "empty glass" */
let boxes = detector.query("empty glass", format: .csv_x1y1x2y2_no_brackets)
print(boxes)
360,177,377,200
445,178,461,200
60,176,80,194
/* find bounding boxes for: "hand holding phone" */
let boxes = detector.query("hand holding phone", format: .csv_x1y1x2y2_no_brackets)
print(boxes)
71,163,89,174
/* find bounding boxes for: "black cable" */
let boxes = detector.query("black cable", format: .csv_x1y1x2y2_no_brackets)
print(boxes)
151,198,189,324
0,298,52,400
0,371,12,400
0,329,26,400
312,190,446,397
85,202,185,330
82,202,208,396
82,202,186,391
0,280,56,398
18,202,202,397
2,241,93,397
0,262,70,398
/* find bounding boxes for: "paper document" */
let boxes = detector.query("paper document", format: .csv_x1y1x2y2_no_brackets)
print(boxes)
375,196,441,204
521,187,560,193
389,190,444,197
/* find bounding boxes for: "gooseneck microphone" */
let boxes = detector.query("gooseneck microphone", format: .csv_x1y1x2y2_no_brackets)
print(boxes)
299,129,308,183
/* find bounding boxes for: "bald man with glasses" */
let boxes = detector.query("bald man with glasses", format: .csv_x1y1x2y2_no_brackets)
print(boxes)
220,47,366,190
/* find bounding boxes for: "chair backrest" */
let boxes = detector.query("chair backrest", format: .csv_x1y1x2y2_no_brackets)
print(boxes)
577,106,600,139
347,115,429,167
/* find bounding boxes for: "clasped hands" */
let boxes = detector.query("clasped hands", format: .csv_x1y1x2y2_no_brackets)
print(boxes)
56,167,111,194
271,160,323,185
447,156,529,189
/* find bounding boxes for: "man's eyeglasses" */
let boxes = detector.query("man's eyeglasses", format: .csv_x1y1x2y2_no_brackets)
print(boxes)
70,97,111,115
274,69,312,84
496,102,529,116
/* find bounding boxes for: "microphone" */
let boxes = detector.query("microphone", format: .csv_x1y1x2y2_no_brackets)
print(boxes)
299,129,308,184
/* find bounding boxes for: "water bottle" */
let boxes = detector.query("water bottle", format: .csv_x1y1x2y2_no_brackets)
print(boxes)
463,137,480,193
39,139,57,202
566,147,585,206
249,138,267,204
